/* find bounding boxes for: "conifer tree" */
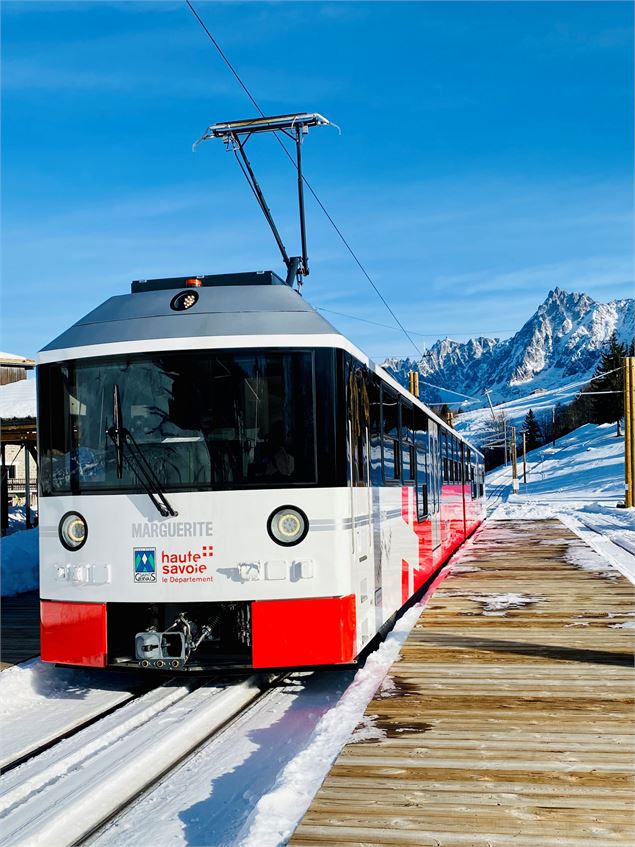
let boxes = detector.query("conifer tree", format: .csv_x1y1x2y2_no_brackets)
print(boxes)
591,333,627,432
523,408,542,451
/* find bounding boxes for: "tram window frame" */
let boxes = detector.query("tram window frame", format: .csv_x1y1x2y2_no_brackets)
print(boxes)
413,406,429,520
445,439,450,483
39,348,326,495
416,448,429,521
381,385,401,484
346,357,370,488
368,371,383,487
400,401,416,485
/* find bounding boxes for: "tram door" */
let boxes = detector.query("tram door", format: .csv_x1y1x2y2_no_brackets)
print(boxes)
348,362,373,647
428,421,442,550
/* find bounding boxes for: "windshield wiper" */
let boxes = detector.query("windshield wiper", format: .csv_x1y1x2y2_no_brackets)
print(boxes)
106,384,178,518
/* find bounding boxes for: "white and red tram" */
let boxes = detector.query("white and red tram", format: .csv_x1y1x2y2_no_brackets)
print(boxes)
37,271,485,671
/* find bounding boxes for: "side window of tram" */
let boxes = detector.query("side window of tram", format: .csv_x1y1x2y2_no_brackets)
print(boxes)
368,376,383,486
442,433,449,483
347,361,368,487
381,387,400,481
416,448,429,520
413,407,428,520
401,401,415,484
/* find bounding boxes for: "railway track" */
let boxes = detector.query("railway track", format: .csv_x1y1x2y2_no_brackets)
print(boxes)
0,673,278,847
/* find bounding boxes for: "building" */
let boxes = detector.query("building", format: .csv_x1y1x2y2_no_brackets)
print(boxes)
0,353,37,532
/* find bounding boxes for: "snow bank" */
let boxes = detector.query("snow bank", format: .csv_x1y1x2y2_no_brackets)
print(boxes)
0,377,36,420
238,603,423,847
485,423,635,584
1,527,39,596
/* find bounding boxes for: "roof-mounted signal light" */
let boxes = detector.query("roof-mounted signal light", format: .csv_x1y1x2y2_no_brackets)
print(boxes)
185,278,202,287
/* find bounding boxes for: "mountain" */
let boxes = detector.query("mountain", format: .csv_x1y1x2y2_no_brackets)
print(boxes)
383,288,634,407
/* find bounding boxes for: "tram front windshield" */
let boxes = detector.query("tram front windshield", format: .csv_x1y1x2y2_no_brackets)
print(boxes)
39,351,316,494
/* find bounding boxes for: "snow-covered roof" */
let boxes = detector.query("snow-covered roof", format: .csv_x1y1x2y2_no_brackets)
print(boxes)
0,379,36,420
0,352,35,368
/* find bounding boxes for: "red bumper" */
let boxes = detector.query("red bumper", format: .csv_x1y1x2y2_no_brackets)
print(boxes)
40,600,107,668
251,595,357,668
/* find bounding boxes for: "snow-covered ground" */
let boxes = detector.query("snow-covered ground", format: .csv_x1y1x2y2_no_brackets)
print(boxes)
1,525,38,597
454,380,611,446
1,506,39,597
0,660,139,768
92,603,427,847
486,422,635,584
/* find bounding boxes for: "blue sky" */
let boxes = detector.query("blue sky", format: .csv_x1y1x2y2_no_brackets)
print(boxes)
2,1,633,361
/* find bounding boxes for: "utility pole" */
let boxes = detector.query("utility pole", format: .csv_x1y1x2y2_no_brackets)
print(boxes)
503,418,508,467
511,426,519,494
408,371,419,399
484,389,496,421
625,357,635,508
551,406,556,448
522,430,527,484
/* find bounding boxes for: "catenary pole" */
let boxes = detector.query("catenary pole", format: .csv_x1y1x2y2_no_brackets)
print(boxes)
511,426,518,494
625,357,634,508
503,418,508,466
631,359,635,505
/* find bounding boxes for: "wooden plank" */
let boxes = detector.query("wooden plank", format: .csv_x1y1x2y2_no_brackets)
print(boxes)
290,519,635,847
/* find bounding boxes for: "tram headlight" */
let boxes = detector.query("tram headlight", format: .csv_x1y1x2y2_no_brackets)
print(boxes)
267,506,308,547
59,512,88,551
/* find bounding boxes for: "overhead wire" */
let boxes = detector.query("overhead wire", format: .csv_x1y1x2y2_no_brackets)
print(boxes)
184,0,423,358
315,307,514,339
184,1,622,409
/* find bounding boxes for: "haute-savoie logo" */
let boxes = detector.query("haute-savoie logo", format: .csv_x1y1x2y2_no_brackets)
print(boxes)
132,545,214,584
134,548,157,583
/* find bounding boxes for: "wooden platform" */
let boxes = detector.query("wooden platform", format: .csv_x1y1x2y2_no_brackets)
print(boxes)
291,520,635,847
0,591,39,670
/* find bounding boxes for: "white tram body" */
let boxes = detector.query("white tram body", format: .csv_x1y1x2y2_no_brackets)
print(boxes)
37,272,485,670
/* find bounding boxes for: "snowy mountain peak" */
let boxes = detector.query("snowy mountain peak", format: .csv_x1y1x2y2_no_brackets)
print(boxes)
384,288,634,407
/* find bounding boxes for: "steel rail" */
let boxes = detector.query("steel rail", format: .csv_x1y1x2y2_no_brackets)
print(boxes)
0,674,280,847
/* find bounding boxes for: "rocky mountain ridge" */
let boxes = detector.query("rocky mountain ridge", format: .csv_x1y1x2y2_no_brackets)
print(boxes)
383,288,634,407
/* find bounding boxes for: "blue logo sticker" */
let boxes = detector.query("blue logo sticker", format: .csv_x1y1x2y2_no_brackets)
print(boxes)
134,548,156,583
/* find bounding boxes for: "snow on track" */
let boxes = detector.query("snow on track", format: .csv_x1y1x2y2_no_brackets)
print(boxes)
0,660,141,770
92,670,355,847
92,603,428,847
0,675,271,847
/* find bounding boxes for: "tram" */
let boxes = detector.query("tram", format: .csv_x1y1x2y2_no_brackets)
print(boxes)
37,270,485,671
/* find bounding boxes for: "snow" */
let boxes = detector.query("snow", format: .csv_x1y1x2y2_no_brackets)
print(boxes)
1,527,38,596
95,604,426,847
486,422,635,584
236,604,422,847
0,660,139,769
0,352,33,362
0,678,267,847
387,289,634,409
93,671,355,847
435,591,545,615
0,378,36,420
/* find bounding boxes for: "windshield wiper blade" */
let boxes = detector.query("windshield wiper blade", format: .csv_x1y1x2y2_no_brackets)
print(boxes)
107,385,178,518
